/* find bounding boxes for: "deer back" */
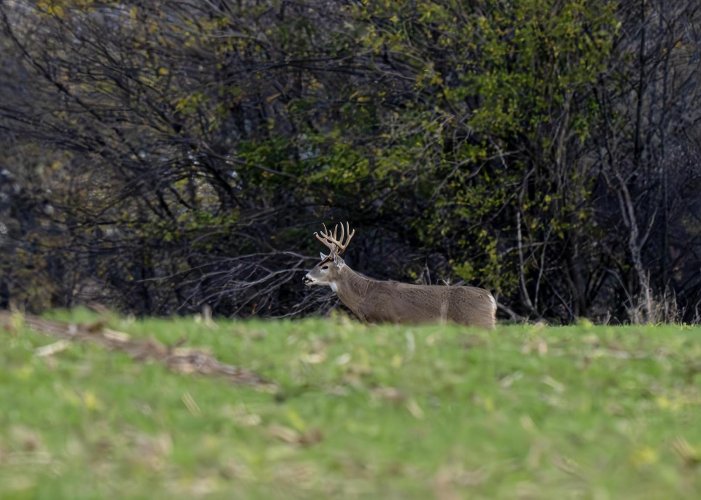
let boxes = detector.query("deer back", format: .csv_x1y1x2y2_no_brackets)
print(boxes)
355,281,495,328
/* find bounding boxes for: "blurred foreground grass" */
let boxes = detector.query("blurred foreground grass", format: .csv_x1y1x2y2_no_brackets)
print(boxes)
2,310,701,499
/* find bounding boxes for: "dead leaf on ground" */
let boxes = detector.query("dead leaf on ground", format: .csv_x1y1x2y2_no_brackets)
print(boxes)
267,425,324,446
672,436,701,467
371,386,406,403
35,340,71,357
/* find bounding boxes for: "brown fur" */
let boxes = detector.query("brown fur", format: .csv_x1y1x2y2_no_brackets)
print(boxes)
306,259,496,329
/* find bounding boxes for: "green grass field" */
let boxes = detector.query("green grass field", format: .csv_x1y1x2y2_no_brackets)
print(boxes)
2,310,701,499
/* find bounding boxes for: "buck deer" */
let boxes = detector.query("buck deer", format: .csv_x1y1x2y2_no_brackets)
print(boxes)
304,222,496,328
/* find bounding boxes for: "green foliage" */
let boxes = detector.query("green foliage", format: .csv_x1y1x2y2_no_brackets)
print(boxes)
340,0,620,298
3,0,697,321
2,313,701,497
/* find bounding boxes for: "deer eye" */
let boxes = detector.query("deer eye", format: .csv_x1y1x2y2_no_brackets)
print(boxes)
321,265,329,270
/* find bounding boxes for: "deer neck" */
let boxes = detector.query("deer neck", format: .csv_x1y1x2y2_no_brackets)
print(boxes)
333,266,370,312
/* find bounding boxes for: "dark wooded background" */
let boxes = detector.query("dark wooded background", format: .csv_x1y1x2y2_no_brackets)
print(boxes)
1,0,700,323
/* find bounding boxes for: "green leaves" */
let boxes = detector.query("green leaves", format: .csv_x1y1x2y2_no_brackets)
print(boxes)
4,0,684,321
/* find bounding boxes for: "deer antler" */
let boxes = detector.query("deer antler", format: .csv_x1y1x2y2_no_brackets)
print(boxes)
315,221,355,256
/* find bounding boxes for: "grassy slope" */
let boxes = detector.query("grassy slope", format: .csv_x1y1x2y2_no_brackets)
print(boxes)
2,310,701,499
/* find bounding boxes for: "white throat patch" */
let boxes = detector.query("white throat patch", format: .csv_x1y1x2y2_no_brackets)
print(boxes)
329,282,338,293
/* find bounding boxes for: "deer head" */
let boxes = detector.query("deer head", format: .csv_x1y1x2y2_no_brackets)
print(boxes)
304,222,355,289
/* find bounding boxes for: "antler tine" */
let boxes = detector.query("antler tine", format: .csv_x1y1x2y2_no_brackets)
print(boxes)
335,221,355,255
315,222,338,253
338,221,345,245
314,221,356,256
345,221,355,242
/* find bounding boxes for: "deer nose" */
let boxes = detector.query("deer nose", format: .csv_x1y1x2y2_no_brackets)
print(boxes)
303,273,313,285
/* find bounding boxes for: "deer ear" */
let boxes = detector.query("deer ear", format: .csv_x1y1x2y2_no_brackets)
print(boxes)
333,253,344,267
319,252,328,261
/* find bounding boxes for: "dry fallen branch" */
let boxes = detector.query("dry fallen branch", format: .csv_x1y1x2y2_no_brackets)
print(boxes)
0,311,276,390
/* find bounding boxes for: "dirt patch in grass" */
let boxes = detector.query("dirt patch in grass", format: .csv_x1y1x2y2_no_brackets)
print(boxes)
0,311,276,390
